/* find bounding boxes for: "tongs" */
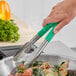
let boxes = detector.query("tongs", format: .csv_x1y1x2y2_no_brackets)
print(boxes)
13,22,59,68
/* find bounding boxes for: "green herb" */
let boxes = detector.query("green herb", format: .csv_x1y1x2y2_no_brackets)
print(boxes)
31,61,43,76
16,65,24,73
0,19,19,42
32,68,42,76
31,61,43,67
52,65,60,72
22,61,25,64
17,69,24,73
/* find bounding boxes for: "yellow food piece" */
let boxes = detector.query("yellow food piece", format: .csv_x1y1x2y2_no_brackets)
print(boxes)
43,69,58,76
59,61,69,76
0,12,5,20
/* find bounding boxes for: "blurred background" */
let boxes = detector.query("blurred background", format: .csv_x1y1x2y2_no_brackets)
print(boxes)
6,0,76,48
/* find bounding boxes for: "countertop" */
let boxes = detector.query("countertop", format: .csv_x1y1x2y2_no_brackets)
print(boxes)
0,14,36,46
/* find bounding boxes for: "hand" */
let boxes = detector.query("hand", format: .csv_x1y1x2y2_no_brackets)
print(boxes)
42,0,76,34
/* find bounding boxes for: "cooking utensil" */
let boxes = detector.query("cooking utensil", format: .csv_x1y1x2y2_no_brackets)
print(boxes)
13,22,59,67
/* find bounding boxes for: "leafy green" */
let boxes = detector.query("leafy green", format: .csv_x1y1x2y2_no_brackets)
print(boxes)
31,61,43,67
22,61,25,64
16,65,24,73
51,65,61,76
52,65,60,72
32,68,42,76
31,61,43,76
17,69,24,73
0,19,19,42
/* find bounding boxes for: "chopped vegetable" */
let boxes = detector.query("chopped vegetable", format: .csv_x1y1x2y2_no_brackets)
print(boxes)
0,19,19,42
22,68,33,76
32,67,42,76
52,65,60,72
32,61,44,67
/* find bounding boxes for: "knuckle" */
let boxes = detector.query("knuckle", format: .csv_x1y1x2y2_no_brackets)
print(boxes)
43,18,48,25
52,6,56,10
64,20,69,25
43,18,47,23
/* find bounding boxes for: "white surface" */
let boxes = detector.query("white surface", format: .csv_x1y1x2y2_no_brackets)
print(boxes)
6,0,76,47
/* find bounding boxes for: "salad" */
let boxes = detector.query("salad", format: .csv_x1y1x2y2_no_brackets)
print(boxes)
9,60,74,76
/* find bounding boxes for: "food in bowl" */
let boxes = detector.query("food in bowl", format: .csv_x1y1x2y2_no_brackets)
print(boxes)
9,60,74,76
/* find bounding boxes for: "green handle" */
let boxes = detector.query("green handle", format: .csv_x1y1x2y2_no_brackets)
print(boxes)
38,23,54,37
45,22,59,42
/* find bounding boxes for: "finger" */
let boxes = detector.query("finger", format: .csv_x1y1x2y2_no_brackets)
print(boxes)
48,5,58,17
42,17,54,27
48,11,53,17
48,8,57,17
54,19,69,34
52,1,63,10
42,14,64,27
52,6,57,10
48,1,64,17
48,8,56,17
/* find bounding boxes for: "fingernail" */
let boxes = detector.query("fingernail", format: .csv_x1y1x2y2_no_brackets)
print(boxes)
54,29,58,34
42,23,45,27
